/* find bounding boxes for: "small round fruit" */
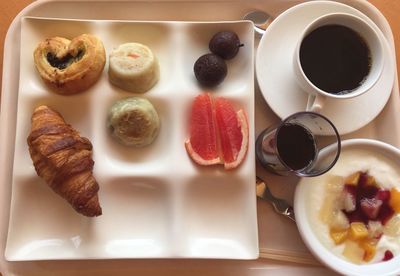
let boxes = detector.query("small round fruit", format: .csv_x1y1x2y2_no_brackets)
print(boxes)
209,31,243,60
194,53,227,87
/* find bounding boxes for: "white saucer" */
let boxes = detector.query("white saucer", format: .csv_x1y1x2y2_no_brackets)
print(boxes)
256,1,395,135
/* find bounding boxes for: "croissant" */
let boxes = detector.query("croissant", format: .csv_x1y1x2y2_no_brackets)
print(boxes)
33,34,106,95
27,105,102,217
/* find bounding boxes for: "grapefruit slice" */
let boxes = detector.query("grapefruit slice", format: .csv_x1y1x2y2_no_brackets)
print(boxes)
185,94,221,165
185,94,249,170
215,97,249,170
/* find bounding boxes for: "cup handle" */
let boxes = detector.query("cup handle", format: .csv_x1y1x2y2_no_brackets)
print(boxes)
306,94,326,113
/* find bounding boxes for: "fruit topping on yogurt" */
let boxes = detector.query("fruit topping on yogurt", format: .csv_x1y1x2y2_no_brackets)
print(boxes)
322,171,400,264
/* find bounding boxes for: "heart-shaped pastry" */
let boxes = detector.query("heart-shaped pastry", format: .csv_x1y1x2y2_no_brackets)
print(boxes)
34,34,106,95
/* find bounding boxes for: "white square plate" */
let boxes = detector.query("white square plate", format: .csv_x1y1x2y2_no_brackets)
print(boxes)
5,17,257,260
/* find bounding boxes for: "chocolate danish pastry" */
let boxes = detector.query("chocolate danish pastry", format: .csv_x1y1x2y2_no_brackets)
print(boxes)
33,34,106,95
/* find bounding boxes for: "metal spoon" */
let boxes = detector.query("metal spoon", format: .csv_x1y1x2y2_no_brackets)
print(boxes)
243,10,273,36
256,176,296,222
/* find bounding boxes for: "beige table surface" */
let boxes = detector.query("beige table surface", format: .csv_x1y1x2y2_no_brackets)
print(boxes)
0,0,398,275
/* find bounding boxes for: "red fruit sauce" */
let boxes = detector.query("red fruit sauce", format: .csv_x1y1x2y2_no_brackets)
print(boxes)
342,172,395,225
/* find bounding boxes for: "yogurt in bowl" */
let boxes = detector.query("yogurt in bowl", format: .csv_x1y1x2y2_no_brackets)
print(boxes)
295,139,400,275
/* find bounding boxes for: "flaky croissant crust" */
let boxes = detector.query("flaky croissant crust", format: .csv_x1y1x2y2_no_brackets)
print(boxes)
27,105,102,217
34,34,106,95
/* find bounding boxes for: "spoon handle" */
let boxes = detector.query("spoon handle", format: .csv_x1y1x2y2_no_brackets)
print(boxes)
256,176,296,222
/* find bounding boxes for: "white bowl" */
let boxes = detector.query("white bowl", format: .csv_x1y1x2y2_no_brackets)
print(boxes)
295,139,400,275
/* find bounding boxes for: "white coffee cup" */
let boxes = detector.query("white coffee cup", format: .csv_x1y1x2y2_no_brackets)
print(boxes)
293,13,384,113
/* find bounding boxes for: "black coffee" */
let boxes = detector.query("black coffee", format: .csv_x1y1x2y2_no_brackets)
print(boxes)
299,24,371,95
276,123,316,171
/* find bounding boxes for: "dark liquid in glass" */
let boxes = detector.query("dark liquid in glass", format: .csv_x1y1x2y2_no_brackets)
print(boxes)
300,24,371,95
276,123,316,171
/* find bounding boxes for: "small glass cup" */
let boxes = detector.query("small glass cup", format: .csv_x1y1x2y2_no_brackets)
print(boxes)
256,111,341,177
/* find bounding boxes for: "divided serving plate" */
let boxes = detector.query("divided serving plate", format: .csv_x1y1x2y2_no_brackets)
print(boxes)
4,17,258,260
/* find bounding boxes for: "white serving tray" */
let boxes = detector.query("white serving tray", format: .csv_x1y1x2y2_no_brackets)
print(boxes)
0,0,398,275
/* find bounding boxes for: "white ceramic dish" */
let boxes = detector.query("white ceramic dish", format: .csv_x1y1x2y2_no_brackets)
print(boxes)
295,139,400,276
255,1,395,135
4,17,258,261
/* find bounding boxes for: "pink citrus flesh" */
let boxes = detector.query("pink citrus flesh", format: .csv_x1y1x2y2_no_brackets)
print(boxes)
185,94,221,165
215,97,249,170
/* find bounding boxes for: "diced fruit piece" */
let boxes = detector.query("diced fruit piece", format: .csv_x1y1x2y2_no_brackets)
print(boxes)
330,228,348,245
383,215,400,236
368,221,383,239
377,203,395,225
320,195,336,224
343,240,364,264
320,194,339,224
389,188,400,212
350,222,369,240
327,175,345,193
361,239,377,262
358,172,368,187
345,172,361,185
376,189,391,202
330,210,350,230
360,198,383,219
366,175,376,186
383,250,394,261
359,185,379,199
344,184,357,197
344,209,368,224
343,188,356,212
